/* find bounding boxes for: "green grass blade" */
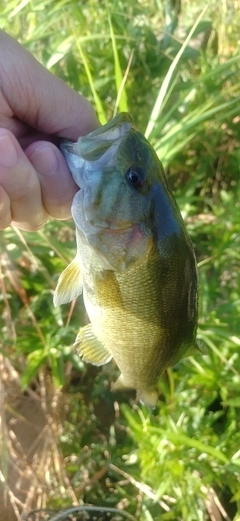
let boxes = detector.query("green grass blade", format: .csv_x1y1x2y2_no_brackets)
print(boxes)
155,96,240,164
145,5,209,139
74,33,107,124
122,406,228,464
108,12,129,113
8,0,31,18
46,36,74,68
114,50,133,116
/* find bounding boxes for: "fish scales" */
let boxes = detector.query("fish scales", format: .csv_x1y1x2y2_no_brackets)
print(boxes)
54,112,198,407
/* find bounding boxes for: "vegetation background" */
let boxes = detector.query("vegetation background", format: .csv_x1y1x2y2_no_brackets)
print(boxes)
0,0,240,520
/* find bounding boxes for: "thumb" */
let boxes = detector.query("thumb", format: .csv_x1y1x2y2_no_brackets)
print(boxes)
0,30,100,140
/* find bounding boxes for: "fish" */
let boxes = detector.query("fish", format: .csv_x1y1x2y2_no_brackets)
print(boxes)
54,112,198,407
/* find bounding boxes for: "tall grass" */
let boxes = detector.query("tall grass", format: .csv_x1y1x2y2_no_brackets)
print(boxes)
0,1,240,520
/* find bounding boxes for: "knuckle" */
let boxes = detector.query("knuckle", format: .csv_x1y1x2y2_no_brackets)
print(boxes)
12,214,49,232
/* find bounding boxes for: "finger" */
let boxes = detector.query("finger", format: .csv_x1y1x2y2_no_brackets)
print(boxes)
0,31,100,140
0,185,12,229
26,141,78,220
0,129,48,231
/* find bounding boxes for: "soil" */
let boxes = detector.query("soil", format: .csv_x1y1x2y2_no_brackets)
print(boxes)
0,361,49,521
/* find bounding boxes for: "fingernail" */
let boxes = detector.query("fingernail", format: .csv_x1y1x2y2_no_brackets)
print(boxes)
28,144,59,176
0,133,18,167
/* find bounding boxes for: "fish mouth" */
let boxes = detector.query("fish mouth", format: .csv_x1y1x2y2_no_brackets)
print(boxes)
82,214,144,243
93,223,134,232
61,112,133,164
84,209,135,233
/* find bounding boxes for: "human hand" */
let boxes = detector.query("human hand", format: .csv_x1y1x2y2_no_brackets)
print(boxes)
0,30,99,231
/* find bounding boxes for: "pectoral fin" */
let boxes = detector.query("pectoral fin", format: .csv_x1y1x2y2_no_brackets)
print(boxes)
53,256,82,306
75,324,112,366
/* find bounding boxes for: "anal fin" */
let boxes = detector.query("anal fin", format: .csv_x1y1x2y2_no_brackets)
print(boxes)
75,324,112,366
111,374,133,391
112,376,158,408
137,388,159,408
185,341,205,358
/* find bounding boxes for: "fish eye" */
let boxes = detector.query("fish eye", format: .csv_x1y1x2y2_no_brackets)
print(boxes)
126,166,145,189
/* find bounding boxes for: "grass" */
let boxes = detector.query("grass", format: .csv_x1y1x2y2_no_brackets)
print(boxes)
0,1,240,520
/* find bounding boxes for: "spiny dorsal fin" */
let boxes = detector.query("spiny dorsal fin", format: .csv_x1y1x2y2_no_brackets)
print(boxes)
53,256,82,306
75,324,112,366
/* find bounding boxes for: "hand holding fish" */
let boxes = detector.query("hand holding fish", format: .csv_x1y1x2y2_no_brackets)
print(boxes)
0,30,99,231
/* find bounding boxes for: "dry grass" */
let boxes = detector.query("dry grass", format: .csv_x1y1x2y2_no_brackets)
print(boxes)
0,356,78,521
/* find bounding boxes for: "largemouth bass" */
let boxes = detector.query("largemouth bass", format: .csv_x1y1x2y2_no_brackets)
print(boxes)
54,113,198,406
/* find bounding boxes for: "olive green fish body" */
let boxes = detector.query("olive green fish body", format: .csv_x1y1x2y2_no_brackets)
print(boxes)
54,113,198,406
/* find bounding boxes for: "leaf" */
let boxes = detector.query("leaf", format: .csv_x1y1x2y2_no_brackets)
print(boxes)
108,12,129,113
73,33,107,124
145,5,209,139
50,350,65,387
223,397,240,407
21,349,47,387
122,406,228,464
